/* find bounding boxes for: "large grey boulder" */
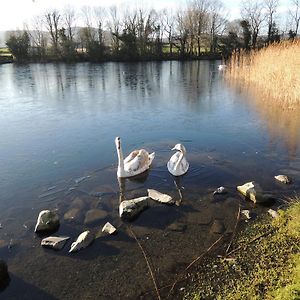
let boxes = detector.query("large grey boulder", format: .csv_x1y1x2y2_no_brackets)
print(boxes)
147,189,174,204
41,236,70,250
34,210,60,233
119,197,149,220
237,181,268,203
69,230,94,253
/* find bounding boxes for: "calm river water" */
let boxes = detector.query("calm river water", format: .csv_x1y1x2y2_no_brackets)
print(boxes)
0,61,299,299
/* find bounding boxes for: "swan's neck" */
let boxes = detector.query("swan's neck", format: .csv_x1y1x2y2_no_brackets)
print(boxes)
174,151,184,170
117,142,125,177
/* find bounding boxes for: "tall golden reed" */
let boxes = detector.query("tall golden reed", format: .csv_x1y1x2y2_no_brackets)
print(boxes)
226,40,300,105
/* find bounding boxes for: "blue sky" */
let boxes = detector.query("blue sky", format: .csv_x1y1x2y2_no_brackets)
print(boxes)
0,0,291,31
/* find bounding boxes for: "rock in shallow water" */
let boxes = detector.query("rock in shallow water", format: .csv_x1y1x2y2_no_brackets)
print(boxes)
69,230,94,253
34,210,60,233
147,189,174,204
84,209,108,225
274,175,292,184
237,181,269,204
119,197,149,220
211,220,226,234
213,186,227,195
64,208,81,222
41,236,70,250
102,222,117,235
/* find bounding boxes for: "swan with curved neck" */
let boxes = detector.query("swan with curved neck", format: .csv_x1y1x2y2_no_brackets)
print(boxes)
115,137,155,178
167,143,189,176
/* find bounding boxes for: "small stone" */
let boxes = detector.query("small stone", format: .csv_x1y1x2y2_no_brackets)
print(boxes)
102,222,117,235
211,220,226,234
84,209,108,225
34,210,60,233
69,230,94,253
213,187,227,195
64,208,81,222
41,236,70,250
167,223,187,232
148,189,174,204
268,209,279,218
119,197,149,220
241,210,252,220
274,175,292,184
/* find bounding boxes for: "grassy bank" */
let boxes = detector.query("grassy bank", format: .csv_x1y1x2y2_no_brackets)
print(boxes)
227,40,300,105
185,198,300,299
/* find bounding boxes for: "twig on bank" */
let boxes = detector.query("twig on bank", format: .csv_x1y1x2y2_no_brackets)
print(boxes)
226,229,274,257
127,226,161,300
167,235,224,298
225,204,241,255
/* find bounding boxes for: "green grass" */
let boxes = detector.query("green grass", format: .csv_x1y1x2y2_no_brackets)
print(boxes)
0,48,11,56
185,198,300,299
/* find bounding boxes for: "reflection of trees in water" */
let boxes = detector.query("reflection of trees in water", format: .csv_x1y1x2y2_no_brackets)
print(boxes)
231,82,300,158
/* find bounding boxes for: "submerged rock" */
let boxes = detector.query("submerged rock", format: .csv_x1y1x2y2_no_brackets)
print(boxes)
167,222,187,232
147,189,174,204
64,208,81,222
34,210,60,233
84,209,108,225
69,230,94,253
71,197,86,210
119,197,149,220
0,260,9,289
211,220,226,234
274,175,292,184
102,222,117,235
213,186,227,195
41,236,70,250
237,181,268,204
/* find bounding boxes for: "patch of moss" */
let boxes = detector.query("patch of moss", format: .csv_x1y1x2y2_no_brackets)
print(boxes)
184,198,300,300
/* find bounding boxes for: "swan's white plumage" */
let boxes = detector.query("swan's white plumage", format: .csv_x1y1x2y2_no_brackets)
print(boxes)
167,144,189,176
115,137,155,178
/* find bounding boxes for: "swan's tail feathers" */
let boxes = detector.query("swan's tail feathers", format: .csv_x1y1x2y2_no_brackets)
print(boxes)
148,152,155,165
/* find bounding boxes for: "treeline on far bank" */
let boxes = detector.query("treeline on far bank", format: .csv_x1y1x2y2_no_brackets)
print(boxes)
4,0,299,63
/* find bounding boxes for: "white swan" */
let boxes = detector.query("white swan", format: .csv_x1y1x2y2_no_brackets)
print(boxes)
167,144,189,176
115,137,155,178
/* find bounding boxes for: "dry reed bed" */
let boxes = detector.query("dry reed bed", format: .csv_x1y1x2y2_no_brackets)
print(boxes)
227,40,300,105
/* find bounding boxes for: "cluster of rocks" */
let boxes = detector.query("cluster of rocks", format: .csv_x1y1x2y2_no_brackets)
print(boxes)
119,189,175,220
33,173,292,252
34,188,174,253
34,210,117,253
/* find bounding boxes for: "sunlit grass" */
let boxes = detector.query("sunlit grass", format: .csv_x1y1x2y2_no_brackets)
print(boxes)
185,197,300,299
227,40,300,105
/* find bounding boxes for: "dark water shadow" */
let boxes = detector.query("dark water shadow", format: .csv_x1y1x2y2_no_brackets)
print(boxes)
0,273,57,300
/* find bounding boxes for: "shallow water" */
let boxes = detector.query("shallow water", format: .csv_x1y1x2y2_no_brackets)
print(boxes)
0,61,299,299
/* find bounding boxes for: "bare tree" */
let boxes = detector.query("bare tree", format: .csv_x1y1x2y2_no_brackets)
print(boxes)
161,9,175,55
208,0,227,53
26,16,47,58
241,0,266,48
264,0,279,43
63,5,77,42
190,0,210,56
289,0,300,36
94,6,106,46
44,9,61,54
107,6,122,54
